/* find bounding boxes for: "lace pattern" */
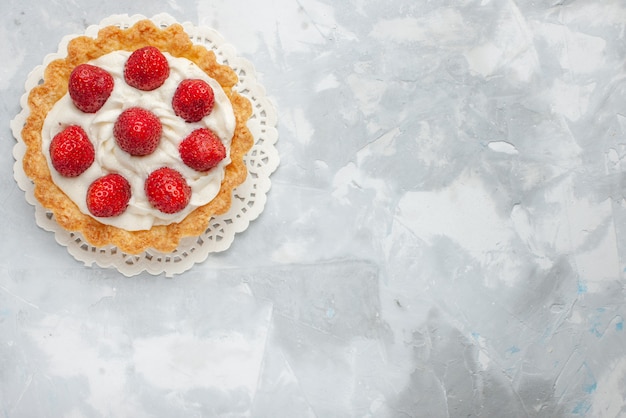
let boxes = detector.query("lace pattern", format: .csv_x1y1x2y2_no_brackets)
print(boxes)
11,13,279,277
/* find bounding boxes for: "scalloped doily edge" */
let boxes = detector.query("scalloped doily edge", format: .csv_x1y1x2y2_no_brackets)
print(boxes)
11,13,279,277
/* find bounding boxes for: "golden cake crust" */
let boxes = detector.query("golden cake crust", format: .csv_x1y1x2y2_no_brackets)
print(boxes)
21,20,254,254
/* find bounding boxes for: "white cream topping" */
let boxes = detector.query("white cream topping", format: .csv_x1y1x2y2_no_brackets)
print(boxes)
41,51,236,231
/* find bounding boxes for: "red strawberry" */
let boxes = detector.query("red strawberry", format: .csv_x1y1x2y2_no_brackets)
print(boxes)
124,46,170,91
68,64,114,113
144,167,191,214
179,128,226,172
113,107,162,156
49,125,95,177
172,79,215,123
86,173,132,218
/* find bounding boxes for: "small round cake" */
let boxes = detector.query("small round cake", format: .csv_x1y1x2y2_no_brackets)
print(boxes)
19,18,255,255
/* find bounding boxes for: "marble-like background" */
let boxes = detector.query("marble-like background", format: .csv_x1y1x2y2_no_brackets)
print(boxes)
2,0,626,416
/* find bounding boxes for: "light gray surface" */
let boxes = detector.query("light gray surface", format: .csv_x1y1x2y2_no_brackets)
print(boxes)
2,0,626,417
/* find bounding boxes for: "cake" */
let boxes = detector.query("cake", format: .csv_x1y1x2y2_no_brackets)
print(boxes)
19,18,254,255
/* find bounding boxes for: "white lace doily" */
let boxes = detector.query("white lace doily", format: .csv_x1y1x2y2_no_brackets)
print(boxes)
10,13,279,277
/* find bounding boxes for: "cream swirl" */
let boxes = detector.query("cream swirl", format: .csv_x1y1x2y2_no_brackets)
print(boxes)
41,51,236,231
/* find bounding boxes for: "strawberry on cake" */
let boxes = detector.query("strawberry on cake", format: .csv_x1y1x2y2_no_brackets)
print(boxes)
19,19,254,255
